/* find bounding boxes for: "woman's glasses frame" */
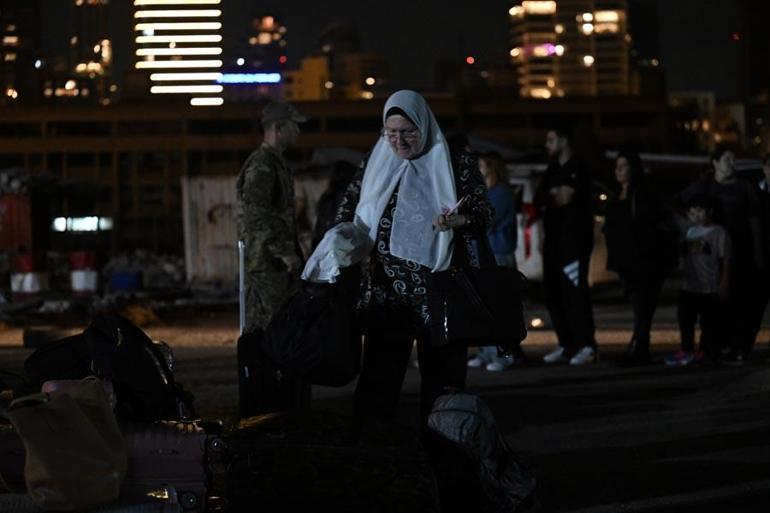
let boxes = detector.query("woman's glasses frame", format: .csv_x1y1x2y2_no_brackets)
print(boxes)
382,127,419,142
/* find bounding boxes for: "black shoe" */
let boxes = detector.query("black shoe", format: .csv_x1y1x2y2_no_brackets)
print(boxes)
721,349,746,366
621,339,651,366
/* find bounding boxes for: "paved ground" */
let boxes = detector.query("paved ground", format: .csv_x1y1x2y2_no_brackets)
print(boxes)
2,296,770,512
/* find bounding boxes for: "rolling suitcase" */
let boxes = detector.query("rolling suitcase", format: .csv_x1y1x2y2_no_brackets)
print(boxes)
120,421,224,513
236,331,310,418
224,410,440,512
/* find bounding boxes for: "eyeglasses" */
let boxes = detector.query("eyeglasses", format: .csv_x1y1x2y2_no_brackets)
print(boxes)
382,127,419,141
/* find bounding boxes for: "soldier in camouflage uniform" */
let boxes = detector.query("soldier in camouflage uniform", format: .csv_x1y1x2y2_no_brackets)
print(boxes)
236,101,307,333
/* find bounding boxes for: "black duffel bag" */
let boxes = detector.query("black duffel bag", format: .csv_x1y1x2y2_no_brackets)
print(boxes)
426,265,527,352
257,270,362,387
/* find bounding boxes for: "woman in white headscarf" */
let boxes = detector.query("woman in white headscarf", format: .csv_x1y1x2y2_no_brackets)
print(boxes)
320,90,494,430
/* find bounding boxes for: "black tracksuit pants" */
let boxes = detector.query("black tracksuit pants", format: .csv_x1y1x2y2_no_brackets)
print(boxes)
543,252,596,354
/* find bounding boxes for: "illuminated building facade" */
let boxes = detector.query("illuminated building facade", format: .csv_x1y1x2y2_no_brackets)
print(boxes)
1,0,41,105
509,0,630,98
132,0,224,106
220,14,286,102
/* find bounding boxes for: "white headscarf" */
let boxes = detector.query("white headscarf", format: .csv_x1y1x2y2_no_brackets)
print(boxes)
355,90,457,271
301,90,456,283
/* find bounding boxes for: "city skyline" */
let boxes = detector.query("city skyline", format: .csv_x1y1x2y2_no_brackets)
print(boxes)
25,0,753,102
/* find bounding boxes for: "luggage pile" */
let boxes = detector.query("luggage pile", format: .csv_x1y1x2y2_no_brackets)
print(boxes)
0,314,223,513
1,311,538,512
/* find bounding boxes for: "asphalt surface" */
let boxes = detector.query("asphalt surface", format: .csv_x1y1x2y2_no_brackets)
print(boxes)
2,295,770,512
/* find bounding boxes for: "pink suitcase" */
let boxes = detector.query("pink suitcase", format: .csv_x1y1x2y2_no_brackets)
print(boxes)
120,421,223,513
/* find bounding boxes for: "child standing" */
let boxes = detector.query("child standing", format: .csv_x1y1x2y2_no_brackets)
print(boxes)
666,194,731,365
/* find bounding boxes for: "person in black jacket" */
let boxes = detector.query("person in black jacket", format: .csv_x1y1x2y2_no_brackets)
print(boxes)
603,150,676,364
534,127,597,365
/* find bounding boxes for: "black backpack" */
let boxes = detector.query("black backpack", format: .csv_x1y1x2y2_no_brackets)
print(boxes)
24,314,194,422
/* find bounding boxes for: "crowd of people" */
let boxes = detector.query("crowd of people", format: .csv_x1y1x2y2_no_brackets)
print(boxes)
232,91,769,510
236,91,770,425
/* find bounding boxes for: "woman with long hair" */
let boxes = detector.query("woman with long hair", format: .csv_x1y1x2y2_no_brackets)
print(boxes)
603,150,676,364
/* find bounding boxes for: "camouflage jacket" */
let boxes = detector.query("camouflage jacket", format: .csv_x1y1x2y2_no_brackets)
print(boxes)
236,143,302,273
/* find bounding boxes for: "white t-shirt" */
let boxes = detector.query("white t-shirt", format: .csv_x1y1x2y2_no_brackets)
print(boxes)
683,224,731,294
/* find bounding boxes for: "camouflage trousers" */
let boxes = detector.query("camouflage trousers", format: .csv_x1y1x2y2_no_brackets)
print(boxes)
243,270,301,333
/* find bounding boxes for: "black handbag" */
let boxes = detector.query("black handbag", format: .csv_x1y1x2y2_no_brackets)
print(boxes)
426,264,527,350
256,269,362,387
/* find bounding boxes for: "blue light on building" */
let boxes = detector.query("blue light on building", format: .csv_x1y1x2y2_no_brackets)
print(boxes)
217,73,281,84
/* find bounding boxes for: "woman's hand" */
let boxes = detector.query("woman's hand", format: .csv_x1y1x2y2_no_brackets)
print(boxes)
433,213,467,232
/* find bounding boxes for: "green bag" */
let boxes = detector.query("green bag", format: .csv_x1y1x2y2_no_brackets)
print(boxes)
8,377,127,511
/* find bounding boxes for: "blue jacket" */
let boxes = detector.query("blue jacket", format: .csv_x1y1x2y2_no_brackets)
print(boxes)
486,184,517,255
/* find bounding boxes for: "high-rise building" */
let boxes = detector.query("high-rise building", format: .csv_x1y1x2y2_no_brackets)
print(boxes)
1,0,41,105
218,13,286,103
41,0,112,104
132,0,223,106
509,0,630,98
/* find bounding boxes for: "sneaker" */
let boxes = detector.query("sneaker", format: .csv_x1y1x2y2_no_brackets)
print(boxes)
693,350,706,363
569,346,596,365
486,356,515,372
543,346,567,363
467,357,486,368
664,350,694,366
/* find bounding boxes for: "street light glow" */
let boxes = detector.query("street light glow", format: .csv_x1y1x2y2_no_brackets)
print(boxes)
190,97,223,106
134,22,222,31
150,84,223,94
136,35,222,43
136,60,223,69
134,0,221,4
135,10,222,18
136,47,222,56
150,72,223,81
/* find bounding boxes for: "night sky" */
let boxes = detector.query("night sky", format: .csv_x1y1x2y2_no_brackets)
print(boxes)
39,0,746,101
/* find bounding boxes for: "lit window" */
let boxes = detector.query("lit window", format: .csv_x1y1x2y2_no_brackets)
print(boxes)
594,10,620,23
365,77,375,86
594,23,619,34
510,47,522,58
2,35,19,46
581,23,594,35
324,81,334,89
257,33,272,45
530,88,552,99
582,55,595,67
522,1,556,15
555,23,564,34
4,53,17,62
